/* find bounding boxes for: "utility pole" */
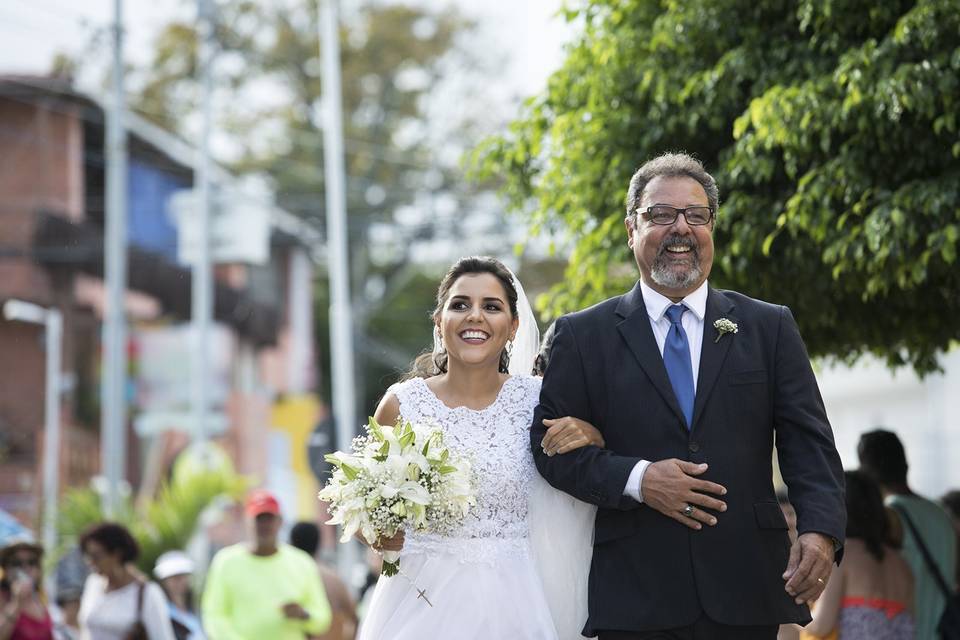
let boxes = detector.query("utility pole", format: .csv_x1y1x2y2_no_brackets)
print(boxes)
318,0,359,582
3,301,62,599
102,0,128,517
191,0,215,452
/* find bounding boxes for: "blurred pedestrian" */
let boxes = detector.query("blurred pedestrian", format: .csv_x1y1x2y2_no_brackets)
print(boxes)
531,321,556,377
77,522,175,640
941,490,960,590
152,552,204,640
0,537,54,640
52,585,82,640
289,522,357,640
201,489,331,639
858,429,957,640
802,470,914,639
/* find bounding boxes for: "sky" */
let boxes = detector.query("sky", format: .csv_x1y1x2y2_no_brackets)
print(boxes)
0,0,572,105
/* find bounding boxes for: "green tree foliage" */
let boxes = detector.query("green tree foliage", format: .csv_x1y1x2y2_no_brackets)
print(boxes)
472,0,960,373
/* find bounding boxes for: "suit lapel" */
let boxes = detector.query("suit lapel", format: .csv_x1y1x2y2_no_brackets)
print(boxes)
615,283,687,428
691,288,736,432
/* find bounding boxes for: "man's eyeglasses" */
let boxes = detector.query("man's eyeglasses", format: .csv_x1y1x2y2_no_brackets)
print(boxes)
636,205,715,226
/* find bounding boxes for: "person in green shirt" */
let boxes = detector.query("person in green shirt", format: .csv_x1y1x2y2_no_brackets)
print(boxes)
202,489,332,639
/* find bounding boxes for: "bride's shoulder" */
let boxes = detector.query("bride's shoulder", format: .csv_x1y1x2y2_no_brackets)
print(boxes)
509,373,543,395
374,377,424,424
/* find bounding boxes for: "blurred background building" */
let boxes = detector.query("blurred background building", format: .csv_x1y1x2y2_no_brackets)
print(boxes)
0,75,323,532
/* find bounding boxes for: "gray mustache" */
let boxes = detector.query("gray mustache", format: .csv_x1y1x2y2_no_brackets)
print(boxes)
656,234,699,260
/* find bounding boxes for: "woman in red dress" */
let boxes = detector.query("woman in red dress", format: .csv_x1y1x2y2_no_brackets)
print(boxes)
0,538,54,640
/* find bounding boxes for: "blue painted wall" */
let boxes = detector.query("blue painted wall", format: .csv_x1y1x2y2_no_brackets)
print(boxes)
127,158,188,261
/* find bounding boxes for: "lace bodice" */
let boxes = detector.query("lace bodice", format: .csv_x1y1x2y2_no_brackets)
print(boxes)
391,375,542,562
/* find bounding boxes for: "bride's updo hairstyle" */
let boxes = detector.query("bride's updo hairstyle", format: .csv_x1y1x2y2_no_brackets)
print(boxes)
407,256,519,379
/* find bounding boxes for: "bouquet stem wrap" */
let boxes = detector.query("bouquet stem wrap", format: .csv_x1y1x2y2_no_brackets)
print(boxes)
380,550,402,577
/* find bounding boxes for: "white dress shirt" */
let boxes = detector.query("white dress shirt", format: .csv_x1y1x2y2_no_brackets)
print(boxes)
622,279,709,503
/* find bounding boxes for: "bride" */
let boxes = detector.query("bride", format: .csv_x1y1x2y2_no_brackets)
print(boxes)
356,256,598,640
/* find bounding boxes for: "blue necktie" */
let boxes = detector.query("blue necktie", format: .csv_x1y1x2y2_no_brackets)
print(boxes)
663,304,695,429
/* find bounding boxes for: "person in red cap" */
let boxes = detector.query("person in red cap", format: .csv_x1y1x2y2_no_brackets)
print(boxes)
201,489,332,639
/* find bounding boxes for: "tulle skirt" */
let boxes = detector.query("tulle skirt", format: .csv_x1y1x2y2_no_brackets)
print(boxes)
528,473,597,640
357,540,559,640
357,476,596,640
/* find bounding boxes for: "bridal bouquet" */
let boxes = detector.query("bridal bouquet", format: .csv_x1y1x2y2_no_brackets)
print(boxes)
319,417,475,576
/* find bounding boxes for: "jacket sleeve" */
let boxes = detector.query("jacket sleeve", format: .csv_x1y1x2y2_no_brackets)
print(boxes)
772,305,846,560
531,315,642,510
201,552,244,640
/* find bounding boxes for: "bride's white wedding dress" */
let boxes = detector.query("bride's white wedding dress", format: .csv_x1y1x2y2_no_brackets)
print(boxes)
357,374,596,640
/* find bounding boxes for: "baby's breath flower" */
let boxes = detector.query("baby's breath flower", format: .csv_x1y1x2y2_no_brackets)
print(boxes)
713,318,738,343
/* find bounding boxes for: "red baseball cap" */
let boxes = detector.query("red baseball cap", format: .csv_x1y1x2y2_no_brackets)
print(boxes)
244,489,281,517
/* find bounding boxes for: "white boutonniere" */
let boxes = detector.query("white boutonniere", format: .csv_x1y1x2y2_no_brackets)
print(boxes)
713,318,738,343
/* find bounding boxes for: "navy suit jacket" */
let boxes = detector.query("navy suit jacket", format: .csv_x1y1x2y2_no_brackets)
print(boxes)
531,283,845,635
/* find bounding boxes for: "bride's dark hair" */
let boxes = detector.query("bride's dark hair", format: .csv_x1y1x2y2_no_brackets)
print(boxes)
406,256,519,379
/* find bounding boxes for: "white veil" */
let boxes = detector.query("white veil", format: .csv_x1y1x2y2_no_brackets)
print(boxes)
505,266,596,640
505,266,540,375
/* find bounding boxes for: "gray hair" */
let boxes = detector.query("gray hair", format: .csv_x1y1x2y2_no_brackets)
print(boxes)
625,152,719,222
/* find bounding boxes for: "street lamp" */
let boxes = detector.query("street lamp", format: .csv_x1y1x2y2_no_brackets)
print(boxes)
3,299,63,598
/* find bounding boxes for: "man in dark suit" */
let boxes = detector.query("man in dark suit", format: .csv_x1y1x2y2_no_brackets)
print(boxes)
531,153,846,640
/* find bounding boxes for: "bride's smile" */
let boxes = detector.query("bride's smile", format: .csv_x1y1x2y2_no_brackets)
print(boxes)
458,329,490,344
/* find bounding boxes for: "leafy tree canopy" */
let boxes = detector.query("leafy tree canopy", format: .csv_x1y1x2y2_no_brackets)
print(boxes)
472,0,960,374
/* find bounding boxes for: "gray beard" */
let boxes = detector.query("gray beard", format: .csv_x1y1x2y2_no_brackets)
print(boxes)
651,261,702,290
651,235,702,290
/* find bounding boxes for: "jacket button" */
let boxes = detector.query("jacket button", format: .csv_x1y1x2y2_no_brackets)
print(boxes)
688,441,700,453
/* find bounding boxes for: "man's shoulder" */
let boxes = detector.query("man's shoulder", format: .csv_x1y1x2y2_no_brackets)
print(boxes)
713,288,784,317
890,494,955,531
210,543,250,565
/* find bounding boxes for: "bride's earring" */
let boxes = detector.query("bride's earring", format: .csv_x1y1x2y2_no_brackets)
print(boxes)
505,339,513,357
433,327,447,372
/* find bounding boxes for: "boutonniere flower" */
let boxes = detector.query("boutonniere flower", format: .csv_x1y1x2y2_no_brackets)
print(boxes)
713,318,738,343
